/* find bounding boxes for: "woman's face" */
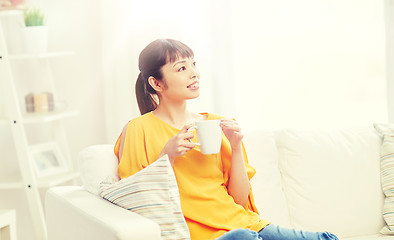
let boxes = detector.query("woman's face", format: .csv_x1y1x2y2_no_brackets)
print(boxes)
159,56,200,102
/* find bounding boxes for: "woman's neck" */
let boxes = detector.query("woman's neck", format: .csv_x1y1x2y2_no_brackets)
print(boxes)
153,101,200,129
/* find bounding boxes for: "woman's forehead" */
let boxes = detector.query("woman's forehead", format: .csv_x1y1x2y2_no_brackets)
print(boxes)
166,54,194,64
166,48,194,62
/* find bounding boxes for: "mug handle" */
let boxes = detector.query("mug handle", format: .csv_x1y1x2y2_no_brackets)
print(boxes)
187,126,200,146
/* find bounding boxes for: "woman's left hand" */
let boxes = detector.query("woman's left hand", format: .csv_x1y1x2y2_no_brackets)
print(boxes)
220,119,244,151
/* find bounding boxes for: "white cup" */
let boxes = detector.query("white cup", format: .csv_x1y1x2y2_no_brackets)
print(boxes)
188,120,222,155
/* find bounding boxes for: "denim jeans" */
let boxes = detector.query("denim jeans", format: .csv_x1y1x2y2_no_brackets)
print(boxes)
216,224,339,240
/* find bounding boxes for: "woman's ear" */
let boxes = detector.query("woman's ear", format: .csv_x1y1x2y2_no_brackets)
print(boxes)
148,76,163,92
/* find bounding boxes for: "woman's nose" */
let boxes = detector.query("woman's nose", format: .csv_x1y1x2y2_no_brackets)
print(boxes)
190,66,199,78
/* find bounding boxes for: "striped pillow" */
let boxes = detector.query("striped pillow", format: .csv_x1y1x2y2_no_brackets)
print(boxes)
99,155,191,240
374,123,394,234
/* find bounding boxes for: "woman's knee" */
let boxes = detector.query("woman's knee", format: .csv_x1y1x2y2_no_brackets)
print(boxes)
320,231,339,240
216,229,261,240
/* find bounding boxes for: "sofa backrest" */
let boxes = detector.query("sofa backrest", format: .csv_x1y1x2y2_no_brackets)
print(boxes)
274,126,385,238
243,130,291,227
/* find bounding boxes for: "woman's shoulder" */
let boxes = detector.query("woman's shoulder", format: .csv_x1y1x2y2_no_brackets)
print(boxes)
125,112,156,129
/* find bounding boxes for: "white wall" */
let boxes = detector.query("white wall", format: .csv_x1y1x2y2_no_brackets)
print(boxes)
386,0,394,122
231,0,388,131
102,0,388,134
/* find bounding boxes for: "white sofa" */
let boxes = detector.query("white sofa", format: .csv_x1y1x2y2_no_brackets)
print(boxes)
45,126,393,240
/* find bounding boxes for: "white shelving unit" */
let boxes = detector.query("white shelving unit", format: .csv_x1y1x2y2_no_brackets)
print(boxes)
0,10,79,240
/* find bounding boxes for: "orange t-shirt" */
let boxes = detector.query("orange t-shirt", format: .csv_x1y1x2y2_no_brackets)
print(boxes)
115,112,269,240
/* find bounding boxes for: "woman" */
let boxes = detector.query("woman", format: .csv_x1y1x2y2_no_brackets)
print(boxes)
115,39,338,240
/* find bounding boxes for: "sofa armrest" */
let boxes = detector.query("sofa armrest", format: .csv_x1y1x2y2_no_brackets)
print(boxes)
45,186,161,240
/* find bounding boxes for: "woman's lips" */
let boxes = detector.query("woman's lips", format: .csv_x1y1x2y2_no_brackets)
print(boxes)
187,81,199,89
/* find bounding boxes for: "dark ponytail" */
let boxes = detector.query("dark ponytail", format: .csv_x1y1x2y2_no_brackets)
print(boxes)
135,72,157,115
135,39,194,115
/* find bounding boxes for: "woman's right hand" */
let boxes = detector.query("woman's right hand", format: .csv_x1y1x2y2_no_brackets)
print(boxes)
158,124,196,165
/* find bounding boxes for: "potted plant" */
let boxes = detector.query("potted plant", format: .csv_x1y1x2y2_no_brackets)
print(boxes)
23,8,48,54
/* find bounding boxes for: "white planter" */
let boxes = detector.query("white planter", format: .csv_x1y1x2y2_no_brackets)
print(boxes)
23,25,48,54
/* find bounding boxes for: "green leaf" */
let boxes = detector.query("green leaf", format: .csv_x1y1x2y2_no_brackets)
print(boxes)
24,8,45,26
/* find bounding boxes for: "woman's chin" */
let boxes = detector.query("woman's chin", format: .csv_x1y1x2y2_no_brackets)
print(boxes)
187,92,200,100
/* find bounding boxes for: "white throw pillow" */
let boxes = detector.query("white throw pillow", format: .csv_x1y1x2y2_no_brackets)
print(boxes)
275,127,384,238
99,155,191,240
374,123,394,235
78,144,119,195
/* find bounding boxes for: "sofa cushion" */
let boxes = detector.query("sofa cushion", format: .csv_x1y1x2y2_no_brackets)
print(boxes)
99,155,190,240
275,127,385,238
78,144,119,195
243,130,291,227
374,123,394,235
343,234,394,240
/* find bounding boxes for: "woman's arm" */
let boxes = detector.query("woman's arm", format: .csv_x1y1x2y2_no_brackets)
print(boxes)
227,144,250,207
221,119,250,207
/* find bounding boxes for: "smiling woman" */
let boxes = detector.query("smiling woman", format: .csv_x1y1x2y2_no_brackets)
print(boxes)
112,38,340,240
135,39,197,115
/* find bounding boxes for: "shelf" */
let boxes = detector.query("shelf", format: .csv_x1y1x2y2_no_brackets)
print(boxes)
0,109,79,124
22,109,79,124
0,10,24,17
0,109,79,125
8,51,75,60
0,171,80,190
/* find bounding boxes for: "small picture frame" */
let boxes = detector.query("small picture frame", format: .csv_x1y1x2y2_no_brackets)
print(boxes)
29,142,67,178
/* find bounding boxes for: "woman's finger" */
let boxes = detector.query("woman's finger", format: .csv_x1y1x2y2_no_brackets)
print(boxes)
182,131,195,140
221,121,241,131
182,141,197,149
180,124,194,134
220,119,238,125
223,125,242,132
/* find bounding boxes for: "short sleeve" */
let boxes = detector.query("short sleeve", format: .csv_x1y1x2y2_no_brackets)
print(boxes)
115,120,149,179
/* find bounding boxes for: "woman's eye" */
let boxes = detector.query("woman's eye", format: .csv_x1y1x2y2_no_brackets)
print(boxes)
178,66,186,71
193,61,197,66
